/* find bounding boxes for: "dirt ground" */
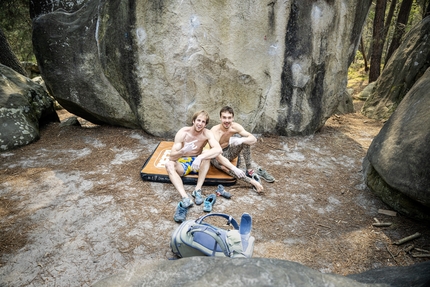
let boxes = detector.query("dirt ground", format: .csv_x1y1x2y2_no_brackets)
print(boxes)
1,101,429,286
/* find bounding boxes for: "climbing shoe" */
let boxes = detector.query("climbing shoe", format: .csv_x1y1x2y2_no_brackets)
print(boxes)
216,184,231,199
181,197,193,208
192,189,204,205
203,194,217,212
173,201,188,223
256,167,275,183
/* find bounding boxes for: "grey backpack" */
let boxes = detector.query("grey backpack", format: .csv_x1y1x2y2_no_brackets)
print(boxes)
170,213,255,258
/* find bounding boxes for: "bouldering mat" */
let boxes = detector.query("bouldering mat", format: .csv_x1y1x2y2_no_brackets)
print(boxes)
140,141,238,186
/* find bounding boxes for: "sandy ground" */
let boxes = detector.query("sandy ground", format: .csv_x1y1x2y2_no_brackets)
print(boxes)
1,103,429,286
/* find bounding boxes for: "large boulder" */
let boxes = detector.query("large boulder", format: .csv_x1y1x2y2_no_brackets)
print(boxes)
363,67,430,221
92,257,430,287
361,16,430,121
31,0,371,137
356,81,376,101
0,64,59,151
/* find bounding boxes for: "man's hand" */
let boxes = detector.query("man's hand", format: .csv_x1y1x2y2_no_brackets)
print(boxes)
181,140,198,154
229,137,245,146
191,156,202,171
232,166,246,178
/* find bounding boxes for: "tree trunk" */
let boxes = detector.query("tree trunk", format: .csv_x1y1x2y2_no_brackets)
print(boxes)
384,0,414,65
425,0,430,17
383,0,398,41
360,36,369,72
0,26,27,76
369,0,388,83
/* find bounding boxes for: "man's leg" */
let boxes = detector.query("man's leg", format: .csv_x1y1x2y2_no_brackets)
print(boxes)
165,160,188,199
241,144,253,171
195,159,210,191
211,146,263,192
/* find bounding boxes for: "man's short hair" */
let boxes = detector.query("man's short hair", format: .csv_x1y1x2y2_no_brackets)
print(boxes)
220,106,234,117
192,110,210,125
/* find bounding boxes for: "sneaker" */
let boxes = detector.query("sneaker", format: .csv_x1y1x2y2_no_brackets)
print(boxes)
256,167,275,183
173,201,188,223
203,194,217,212
181,197,193,208
192,189,204,205
216,184,231,199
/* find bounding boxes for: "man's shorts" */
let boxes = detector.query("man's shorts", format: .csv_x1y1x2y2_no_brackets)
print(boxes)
178,157,198,176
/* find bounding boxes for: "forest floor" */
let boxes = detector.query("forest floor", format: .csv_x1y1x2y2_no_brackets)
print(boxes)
1,77,429,286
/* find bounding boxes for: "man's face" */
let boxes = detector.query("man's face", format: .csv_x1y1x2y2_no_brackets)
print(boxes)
220,111,234,129
193,114,207,132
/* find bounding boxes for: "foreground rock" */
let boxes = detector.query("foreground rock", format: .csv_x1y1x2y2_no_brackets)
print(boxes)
92,257,430,287
0,64,58,151
362,16,430,121
363,67,430,221
31,0,371,137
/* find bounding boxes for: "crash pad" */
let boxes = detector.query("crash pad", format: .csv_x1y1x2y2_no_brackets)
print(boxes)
140,141,238,186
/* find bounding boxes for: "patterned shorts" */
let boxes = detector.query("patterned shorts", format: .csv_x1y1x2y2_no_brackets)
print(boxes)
178,156,198,176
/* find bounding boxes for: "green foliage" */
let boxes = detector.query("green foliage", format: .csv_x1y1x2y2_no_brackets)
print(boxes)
0,0,35,62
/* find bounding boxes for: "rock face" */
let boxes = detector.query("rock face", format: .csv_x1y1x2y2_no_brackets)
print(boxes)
0,64,59,151
361,16,430,121
31,0,371,137
356,82,376,101
92,257,430,287
363,67,430,221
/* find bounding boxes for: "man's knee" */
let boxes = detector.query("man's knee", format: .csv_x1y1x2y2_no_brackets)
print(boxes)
200,158,210,167
165,161,176,174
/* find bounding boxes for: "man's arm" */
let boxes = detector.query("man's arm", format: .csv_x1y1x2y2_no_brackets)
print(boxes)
215,153,246,178
190,130,222,171
198,130,222,160
230,123,257,146
169,128,190,161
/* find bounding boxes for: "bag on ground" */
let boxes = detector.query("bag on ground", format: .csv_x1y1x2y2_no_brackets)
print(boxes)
170,213,254,258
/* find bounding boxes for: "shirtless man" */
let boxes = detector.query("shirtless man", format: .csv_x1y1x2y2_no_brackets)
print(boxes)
211,106,273,193
166,110,222,223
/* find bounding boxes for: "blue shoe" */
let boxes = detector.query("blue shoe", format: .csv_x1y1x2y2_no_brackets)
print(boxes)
181,197,193,208
173,201,188,223
192,189,204,205
203,194,216,212
216,185,231,199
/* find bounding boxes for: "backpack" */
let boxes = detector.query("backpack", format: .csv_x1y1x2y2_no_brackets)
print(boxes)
170,213,255,258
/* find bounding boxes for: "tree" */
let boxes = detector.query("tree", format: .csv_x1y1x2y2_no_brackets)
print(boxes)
369,0,388,83
383,0,399,41
0,0,34,62
425,0,430,17
0,26,27,76
359,37,369,72
384,0,414,64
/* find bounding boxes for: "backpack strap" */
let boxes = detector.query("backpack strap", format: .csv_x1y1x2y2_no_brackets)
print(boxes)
189,224,232,257
194,213,240,230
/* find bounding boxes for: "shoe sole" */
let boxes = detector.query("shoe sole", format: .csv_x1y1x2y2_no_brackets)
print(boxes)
260,177,275,183
216,192,231,199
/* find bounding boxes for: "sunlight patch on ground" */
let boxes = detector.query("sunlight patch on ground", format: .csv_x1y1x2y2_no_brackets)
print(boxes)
111,150,142,165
